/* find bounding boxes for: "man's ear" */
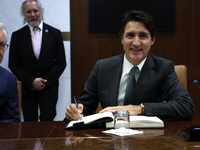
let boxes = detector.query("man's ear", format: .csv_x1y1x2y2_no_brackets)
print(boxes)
151,37,155,45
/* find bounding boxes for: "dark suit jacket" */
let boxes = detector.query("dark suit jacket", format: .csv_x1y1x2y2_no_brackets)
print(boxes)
77,53,195,121
9,23,66,95
0,66,20,122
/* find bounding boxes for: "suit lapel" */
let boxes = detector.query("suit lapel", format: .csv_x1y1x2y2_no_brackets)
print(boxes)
108,54,123,106
24,26,34,54
133,54,156,104
40,23,48,59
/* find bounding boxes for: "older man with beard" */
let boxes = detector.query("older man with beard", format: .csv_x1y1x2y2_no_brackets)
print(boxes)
9,0,66,121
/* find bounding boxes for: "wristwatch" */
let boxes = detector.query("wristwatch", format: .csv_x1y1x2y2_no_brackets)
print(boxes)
140,103,145,115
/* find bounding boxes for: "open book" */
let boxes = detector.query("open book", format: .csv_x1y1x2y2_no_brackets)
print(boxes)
106,115,164,128
65,111,164,129
65,112,113,129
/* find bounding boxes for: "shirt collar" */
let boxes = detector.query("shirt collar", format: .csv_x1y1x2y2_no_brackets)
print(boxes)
123,54,147,74
28,21,43,32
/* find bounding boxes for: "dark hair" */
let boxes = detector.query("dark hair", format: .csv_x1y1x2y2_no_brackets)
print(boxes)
119,10,156,40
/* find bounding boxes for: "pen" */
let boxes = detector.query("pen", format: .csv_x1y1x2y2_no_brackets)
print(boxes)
74,96,82,120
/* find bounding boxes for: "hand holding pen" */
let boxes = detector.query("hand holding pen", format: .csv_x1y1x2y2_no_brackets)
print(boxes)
73,97,82,120
65,97,83,121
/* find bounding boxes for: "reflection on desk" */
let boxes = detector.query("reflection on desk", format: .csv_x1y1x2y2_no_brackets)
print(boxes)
0,118,200,150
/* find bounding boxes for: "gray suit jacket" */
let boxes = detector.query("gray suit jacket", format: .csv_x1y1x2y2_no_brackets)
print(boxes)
77,53,195,120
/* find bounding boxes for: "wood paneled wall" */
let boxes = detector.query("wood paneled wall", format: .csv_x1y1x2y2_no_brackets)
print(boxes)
71,0,200,116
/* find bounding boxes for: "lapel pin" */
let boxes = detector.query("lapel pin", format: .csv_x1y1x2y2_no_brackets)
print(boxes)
45,29,48,33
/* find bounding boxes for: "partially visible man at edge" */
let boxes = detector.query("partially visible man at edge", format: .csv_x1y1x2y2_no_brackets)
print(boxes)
0,22,20,122
65,10,195,121
9,0,66,121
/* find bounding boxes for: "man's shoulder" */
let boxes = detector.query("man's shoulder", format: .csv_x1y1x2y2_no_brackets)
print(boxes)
43,23,60,32
148,54,173,65
0,66,16,80
94,54,123,71
12,25,29,36
99,54,123,63
146,54,175,73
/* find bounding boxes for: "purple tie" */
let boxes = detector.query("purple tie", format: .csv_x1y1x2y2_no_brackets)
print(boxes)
33,27,41,59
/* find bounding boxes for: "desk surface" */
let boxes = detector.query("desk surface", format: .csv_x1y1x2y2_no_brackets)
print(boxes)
0,117,200,150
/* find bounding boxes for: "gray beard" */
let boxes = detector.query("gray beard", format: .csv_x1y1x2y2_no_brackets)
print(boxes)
24,17,42,27
28,20,41,27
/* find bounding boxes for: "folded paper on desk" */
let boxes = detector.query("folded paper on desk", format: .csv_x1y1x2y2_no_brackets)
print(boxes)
65,111,164,129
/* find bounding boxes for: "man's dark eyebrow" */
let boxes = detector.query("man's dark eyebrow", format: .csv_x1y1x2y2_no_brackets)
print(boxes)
140,31,149,35
125,32,134,35
126,32,132,34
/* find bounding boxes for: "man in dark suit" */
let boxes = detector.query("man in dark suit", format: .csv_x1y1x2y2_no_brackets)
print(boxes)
65,10,194,121
0,22,20,122
9,0,66,121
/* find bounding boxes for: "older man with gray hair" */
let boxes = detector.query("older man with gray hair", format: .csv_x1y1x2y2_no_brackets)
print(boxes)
9,0,66,121
0,22,20,122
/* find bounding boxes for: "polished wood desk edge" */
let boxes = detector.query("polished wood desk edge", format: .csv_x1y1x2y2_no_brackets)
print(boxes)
0,118,200,140
1,120,200,150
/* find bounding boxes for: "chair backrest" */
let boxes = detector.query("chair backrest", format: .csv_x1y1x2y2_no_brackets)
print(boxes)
174,65,187,90
17,80,22,120
96,65,188,113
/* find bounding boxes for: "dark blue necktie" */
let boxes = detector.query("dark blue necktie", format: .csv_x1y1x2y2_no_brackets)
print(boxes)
124,66,138,105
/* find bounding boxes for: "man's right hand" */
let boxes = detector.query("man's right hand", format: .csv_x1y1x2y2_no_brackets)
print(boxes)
65,103,84,121
32,78,47,91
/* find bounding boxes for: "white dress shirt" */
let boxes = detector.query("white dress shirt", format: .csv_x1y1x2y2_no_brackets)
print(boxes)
117,54,146,106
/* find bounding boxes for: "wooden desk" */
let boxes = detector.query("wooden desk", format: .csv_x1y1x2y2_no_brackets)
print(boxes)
0,118,200,150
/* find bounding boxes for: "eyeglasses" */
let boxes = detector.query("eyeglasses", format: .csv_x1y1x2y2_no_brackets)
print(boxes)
0,42,9,51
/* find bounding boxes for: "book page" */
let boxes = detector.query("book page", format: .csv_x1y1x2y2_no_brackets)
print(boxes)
130,116,164,128
106,115,164,128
